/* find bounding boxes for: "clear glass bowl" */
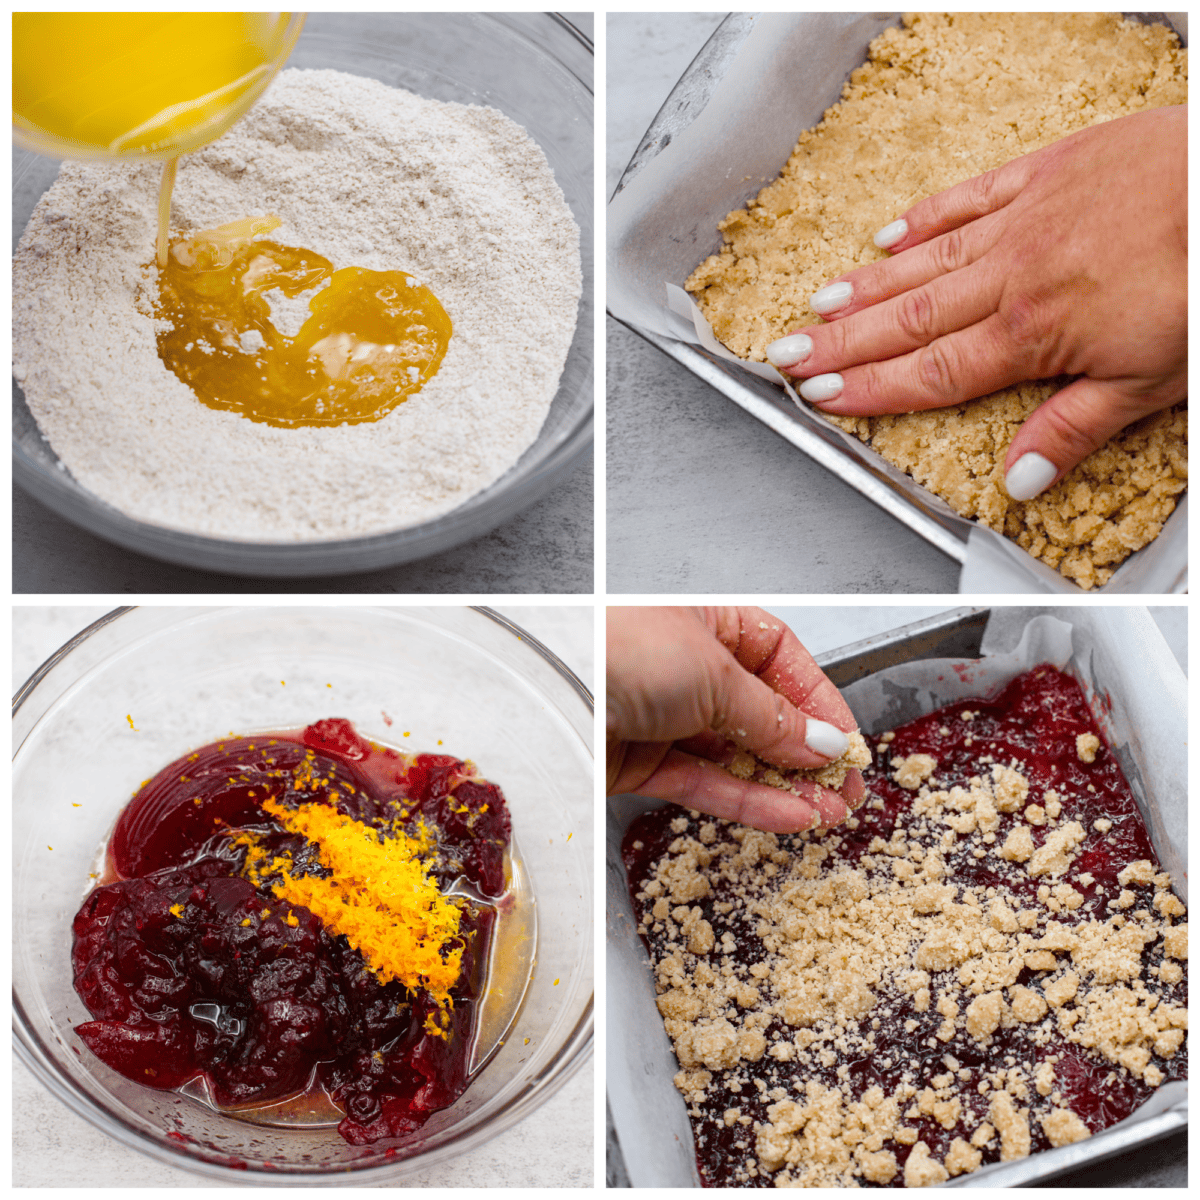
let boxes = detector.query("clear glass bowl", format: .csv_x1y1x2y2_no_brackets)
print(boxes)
13,14,306,160
13,606,593,1182
12,13,594,577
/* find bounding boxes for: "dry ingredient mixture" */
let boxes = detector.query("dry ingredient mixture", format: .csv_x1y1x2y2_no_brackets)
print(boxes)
72,718,516,1145
685,14,1187,590
624,666,1187,1186
13,68,582,541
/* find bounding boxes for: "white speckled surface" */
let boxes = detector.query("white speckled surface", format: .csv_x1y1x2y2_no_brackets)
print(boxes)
606,14,961,594
13,604,594,1188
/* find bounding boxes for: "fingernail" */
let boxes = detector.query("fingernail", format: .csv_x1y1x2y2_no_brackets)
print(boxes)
798,373,844,404
1005,452,1059,501
765,333,813,368
873,218,908,249
804,718,849,759
810,281,853,315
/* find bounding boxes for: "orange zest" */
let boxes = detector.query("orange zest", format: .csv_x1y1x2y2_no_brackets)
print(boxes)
236,798,463,1023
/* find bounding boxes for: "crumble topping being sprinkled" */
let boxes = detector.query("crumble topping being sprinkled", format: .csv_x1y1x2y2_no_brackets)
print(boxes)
727,731,872,796
624,666,1187,1186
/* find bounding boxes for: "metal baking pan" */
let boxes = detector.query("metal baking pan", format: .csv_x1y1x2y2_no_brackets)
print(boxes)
606,606,1187,1187
607,14,1188,593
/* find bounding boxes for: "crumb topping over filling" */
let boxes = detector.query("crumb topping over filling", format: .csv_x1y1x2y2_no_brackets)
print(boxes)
624,667,1187,1186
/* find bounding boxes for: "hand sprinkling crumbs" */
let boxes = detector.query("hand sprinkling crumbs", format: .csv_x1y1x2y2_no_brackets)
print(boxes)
606,606,867,833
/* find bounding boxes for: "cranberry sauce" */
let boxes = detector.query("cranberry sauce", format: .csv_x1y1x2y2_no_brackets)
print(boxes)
73,718,510,1145
829,666,1157,908
623,667,1187,1187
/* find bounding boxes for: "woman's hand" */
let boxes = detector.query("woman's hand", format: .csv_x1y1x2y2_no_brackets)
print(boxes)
765,106,1187,501
606,606,864,833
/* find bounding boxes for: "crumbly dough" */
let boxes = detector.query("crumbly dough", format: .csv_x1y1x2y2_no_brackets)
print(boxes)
727,730,872,820
1041,1107,1092,1148
686,14,1188,590
633,751,1187,1186
892,753,937,791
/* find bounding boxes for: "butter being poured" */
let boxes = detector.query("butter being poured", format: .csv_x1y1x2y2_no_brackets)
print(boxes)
16,14,454,429
156,214,453,427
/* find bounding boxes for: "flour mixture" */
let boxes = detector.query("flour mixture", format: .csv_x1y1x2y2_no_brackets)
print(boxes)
12,69,582,541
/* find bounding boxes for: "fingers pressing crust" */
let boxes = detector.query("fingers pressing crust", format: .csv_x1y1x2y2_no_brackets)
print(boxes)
783,256,1003,382
804,309,1038,418
791,211,1005,337
1003,375,1185,498
887,151,1039,251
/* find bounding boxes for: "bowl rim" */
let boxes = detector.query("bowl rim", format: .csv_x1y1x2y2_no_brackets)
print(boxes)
12,604,595,1184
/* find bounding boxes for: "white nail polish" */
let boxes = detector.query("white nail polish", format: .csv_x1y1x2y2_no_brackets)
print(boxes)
798,373,843,403
765,333,813,368
1005,452,1059,501
873,218,908,249
805,718,849,760
810,280,853,315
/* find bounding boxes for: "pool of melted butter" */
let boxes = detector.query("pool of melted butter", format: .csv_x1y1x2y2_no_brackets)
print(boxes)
156,214,452,428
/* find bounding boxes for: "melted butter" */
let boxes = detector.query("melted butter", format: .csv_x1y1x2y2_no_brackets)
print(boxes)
156,158,179,267
14,14,303,160
156,215,453,428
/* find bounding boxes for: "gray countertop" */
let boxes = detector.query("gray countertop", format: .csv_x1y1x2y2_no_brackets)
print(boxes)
13,463,593,594
605,14,962,595
13,605,594,1187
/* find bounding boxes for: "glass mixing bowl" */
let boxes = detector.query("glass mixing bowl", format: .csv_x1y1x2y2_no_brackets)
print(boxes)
13,606,593,1183
12,13,594,576
13,13,306,160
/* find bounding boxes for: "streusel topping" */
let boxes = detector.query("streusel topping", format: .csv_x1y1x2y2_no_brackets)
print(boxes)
624,666,1187,1186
